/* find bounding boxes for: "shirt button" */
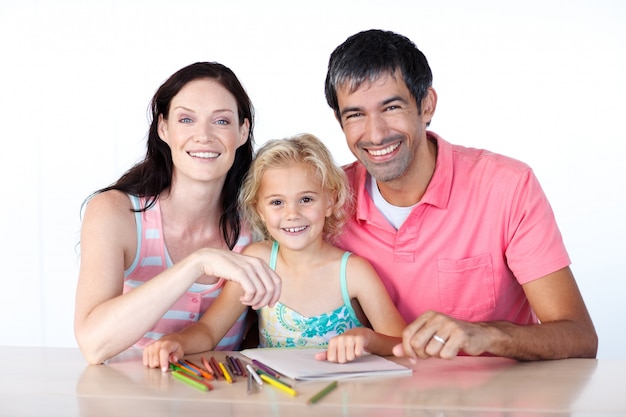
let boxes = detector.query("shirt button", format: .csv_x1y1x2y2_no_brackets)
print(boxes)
191,297,199,303
189,313,196,319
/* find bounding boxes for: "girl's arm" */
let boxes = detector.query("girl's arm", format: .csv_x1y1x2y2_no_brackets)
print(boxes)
142,280,248,371
317,255,406,363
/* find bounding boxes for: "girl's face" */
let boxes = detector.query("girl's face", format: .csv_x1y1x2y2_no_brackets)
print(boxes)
255,162,334,251
158,78,249,187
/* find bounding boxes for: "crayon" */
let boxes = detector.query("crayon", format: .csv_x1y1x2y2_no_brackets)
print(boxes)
258,373,298,397
169,362,200,378
200,356,214,376
247,372,253,395
226,355,237,375
256,369,292,387
177,360,201,376
182,359,214,380
210,356,224,379
252,359,282,378
219,362,234,384
307,381,338,405
172,370,209,392
234,356,247,376
246,364,263,386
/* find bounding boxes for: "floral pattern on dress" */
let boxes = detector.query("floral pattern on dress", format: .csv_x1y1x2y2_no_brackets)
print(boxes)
258,302,362,348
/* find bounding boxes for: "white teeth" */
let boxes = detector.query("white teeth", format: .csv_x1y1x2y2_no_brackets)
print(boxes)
369,142,400,156
189,151,219,158
284,226,307,233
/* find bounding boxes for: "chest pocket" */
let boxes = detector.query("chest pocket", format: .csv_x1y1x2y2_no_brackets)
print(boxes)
437,254,496,320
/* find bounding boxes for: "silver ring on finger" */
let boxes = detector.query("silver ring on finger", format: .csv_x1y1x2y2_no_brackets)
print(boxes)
432,334,447,345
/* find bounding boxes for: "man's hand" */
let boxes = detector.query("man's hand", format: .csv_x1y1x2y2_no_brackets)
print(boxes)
392,310,492,361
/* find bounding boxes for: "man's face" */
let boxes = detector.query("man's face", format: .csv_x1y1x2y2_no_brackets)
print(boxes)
336,72,431,183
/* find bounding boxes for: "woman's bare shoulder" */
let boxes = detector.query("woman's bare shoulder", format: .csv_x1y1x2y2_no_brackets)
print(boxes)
85,189,133,212
81,190,136,244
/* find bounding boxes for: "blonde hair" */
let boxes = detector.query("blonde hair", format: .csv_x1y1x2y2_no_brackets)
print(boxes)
239,133,351,243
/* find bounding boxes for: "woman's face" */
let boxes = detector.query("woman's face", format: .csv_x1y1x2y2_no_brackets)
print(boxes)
158,78,249,187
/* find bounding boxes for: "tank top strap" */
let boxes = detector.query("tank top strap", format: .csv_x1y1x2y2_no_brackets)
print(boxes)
339,251,361,324
270,240,279,270
339,251,352,307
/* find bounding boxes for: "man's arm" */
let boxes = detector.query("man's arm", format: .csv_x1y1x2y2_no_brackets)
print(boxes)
393,267,598,361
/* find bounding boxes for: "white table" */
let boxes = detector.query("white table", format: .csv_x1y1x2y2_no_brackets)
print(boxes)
1,346,624,416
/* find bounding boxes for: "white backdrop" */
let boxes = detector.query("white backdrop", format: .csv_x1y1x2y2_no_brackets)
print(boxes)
1,0,624,358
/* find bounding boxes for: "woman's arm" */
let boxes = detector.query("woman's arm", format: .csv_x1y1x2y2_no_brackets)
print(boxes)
75,191,193,364
74,192,281,364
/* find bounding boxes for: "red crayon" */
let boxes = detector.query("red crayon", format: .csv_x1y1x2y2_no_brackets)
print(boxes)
210,356,224,378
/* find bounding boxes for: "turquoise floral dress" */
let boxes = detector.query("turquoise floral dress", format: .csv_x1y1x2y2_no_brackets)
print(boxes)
257,241,364,348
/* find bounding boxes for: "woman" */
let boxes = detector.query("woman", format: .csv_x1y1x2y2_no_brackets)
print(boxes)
75,62,281,365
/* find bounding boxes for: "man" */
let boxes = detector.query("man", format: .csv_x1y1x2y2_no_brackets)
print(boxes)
325,29,597,360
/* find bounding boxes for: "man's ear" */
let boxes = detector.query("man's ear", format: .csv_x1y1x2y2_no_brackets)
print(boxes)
421,87,438,124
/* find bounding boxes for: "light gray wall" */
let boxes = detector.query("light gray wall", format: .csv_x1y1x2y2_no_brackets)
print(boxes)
1,0,624,358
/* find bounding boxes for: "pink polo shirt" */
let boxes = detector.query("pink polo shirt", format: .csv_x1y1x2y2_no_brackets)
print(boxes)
336,132,570,325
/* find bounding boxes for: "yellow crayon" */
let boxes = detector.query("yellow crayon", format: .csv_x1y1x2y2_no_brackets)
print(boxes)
219,361,234,384
259,373,298,397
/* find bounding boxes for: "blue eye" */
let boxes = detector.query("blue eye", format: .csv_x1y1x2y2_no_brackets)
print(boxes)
180,117,193,123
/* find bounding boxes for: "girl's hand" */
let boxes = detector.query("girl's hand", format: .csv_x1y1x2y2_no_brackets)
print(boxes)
143,335,184,372
314,328,374,363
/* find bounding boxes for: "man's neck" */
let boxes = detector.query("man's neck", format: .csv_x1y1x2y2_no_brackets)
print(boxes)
376,137,438,207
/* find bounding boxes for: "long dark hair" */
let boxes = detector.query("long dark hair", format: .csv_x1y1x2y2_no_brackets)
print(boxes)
93,62,254,249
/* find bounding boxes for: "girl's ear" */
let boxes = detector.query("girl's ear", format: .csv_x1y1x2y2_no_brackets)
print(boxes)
325,190,337,218
256,200,266,223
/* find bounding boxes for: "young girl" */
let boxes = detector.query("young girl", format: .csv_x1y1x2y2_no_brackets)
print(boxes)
143,133,406,369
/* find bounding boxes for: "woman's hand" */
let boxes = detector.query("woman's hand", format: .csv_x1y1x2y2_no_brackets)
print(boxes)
193,248,282,310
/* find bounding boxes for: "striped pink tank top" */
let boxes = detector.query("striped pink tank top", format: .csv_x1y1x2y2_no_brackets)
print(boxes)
124,195,250,350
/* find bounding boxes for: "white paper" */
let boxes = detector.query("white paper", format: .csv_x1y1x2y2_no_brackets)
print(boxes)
241,347,413,381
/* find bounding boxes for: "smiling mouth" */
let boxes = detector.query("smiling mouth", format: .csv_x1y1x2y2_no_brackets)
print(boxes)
283,226,307,233
367,142,400,156
188,151,220,159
